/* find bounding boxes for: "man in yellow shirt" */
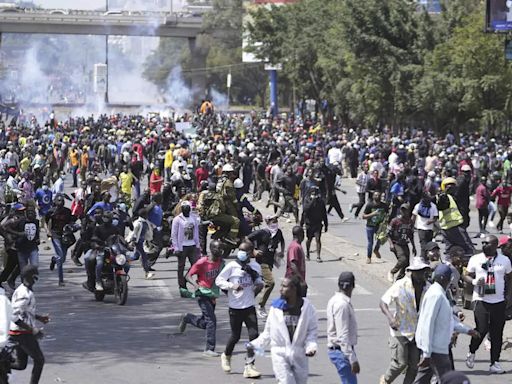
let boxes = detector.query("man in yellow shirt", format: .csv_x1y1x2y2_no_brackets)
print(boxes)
119,165,137,203
69,144,80,187
164,143,174,183
19,154,31,173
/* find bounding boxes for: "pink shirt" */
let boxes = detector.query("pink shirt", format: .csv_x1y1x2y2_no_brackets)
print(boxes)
286,239,306,281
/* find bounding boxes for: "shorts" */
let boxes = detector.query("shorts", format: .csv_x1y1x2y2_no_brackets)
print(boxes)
306,225,322,239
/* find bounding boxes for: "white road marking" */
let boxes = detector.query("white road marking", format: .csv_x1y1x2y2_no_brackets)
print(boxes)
148,279,174,300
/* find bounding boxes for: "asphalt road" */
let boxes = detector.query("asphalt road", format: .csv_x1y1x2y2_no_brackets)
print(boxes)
6,177,512,384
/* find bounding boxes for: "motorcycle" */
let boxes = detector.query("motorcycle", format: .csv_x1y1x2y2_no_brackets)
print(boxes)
87,238,130,305
208,211,263,258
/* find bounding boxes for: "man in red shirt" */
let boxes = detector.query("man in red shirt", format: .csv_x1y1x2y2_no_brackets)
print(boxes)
491,180,512,233
178,240,223,357
149,167,163,195
195,160,209,191
286,226,307,295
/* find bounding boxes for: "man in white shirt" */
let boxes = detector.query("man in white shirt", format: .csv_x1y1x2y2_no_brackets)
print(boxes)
464,235,512,374
328,142,343,165
215,241,264,379
414,265,477,383
412,192,439,261
0,286,11,349
9,266,49,384
326,271,360,383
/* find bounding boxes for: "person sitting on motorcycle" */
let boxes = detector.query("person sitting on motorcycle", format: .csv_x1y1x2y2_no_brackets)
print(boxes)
71,206,102,267
83,211,121,292
234,178,259,238
210,164,240,246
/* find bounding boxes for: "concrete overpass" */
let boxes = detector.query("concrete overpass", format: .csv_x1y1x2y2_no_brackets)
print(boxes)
0,9,207,38
0,8,216,101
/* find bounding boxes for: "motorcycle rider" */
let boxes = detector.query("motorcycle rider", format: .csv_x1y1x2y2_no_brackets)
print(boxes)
210,164,239,245
83,211,121,292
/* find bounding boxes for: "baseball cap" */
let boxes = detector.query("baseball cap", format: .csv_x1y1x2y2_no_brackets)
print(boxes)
338,272,355,289
400,203,410,211
428,171,436,178
461,164,471,172
499,236,511,248
406,257,431,271
425,241,440,252
11,202,26,211
434,264,452,280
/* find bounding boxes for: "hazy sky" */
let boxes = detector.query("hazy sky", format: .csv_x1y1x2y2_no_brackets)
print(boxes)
36,1,107,10
34,1,179,11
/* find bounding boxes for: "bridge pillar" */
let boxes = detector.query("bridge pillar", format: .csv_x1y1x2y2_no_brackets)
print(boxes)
188,36,208,102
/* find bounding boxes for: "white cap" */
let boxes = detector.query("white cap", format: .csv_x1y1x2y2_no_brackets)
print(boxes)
222,164,234,172
234,178,244,189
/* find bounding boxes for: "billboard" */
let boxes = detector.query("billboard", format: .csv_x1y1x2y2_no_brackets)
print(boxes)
486,0,512,32
93,63,107,94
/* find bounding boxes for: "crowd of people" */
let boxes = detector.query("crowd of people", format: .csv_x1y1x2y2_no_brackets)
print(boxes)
0,107,510,383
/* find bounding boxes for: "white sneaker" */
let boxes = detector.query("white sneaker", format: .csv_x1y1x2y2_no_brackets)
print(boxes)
145,272,155,280
202,350,220,358
256,307,267,319
387,271,394,283
221,353,231,373
489,221,495,228
95,282,103,291
465,352,475,369
489,362,505,374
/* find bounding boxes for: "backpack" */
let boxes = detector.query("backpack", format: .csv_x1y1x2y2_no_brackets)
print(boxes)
201,191,224,219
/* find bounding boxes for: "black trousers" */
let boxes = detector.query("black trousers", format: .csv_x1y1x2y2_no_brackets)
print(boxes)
417,229,433,261
177,245,198,289
390,244,410,280
0,249,19,284
10,333,45,384
469,300,506,364
224,306,259,357
352,192,366,218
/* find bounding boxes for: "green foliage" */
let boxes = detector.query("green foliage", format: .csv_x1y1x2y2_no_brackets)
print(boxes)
244,0,511,133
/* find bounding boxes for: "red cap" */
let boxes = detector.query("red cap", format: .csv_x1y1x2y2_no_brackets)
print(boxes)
499,236,511,247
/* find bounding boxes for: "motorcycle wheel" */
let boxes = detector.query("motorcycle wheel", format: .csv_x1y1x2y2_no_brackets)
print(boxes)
94,292,105,302
116,275,128,305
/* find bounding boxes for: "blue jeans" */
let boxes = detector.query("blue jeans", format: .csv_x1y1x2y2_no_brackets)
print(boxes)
328,349,357,384
366,226,380,259
51,238,68,283
85,249,104,282
135,242,149,272
184,296,217,351
17,249,39,271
